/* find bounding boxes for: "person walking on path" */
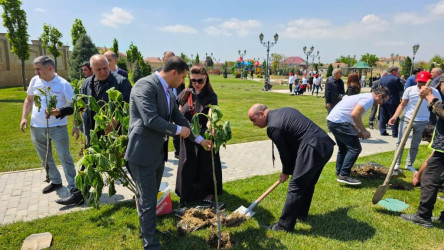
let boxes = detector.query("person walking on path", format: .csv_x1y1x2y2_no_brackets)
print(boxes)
327,87,390,185
325,68,345,113
125,57,211,249
312,74,321,96
248,104,335,232
288,72,296,93
389,71,441,176
379,66,404,137
20,56,77,195
401,84,444,228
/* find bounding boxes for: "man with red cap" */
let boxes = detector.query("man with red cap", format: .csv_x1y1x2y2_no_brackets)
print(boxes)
388,71,442,176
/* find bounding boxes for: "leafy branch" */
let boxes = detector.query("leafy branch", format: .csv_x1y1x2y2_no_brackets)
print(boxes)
33,87,57,183
72,88,135,208
191,104,231,249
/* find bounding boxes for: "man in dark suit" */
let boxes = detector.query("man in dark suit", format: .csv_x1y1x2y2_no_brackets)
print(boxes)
248,104,335,232
104,50,128,78
325,68,345,113
125,57,211,249
379,66,404,137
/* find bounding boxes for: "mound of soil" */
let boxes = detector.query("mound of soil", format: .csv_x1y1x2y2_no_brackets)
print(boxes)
177,208,220,234
208,231,234,249
225,211,247,227
351,163,388,179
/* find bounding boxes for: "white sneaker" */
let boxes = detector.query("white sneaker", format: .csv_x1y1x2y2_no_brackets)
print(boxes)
392,169,404,176
405,166,417,172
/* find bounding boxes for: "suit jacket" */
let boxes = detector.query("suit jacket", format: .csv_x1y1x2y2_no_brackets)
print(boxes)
124,73,193,166
116,67,128,78
380,74,404,112
267,108,335,177
325,76,345,107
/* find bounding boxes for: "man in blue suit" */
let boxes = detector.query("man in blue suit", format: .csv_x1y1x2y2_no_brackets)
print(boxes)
379,66,404,137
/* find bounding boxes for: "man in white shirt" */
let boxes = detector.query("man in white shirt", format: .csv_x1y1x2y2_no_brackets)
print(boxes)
288,73,296,93
388,71,442,175
20,56,77,195
327,87,390,185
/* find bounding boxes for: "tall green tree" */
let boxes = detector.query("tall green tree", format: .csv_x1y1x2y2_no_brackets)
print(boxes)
126,42,141,69
1,0,30,90
360,53,379,67
112,38,119,58
400,56,412,78
195,53,200,64
336,55,357,70
429,54,443,65
132,59,143,83
71,18,86,47
39,23,63,72
180,52,189,63
68,34,98,80
327,64,333,77
205,56,214,69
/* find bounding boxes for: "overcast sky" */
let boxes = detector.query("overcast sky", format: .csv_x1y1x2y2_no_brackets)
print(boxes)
1,0,443,63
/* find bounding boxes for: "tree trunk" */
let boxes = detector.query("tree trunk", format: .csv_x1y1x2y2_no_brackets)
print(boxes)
54,56,58,72
21,59,26,91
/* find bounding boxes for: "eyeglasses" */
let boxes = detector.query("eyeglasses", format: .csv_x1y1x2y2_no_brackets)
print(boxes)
191,78,205,84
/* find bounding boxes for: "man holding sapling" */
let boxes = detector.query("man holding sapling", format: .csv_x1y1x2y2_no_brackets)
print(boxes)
20,56,77,195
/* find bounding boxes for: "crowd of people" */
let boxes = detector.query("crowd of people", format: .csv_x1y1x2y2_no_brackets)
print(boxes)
20,53,444,248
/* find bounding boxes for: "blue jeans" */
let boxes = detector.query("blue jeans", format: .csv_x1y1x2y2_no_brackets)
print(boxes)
31,126,76,191
327,121,362,176
394,116,428,169
312,85,320,95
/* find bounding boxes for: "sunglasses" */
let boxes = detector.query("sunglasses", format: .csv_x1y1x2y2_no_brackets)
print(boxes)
191,78,205,84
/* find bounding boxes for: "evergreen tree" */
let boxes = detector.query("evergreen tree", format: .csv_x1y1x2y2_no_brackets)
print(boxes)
117,57,128,72
327,64,334,77
1,0,30,90
71,18,86,47
126,42,141,69
68,34,98,80
132,60,143,83
112,38,119,58
180,52,189,63
205,56,214,68
39,23,63,71
139,58,151,77
400,56,412,78
429,63,435,72
195,53,200,64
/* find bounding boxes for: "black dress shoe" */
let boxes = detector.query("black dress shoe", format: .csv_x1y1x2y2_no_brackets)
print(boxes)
42,183,63,194
263,222,289,232
380,132,390,136
56,190,84,206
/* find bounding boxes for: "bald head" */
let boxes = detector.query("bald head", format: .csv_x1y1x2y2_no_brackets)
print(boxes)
248,104,269,128
163,51,175,62
431,68,443,79
90,54,110,81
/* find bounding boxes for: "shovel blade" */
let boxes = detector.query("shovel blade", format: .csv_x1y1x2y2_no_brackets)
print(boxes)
233,205,255,219
372,184,389,204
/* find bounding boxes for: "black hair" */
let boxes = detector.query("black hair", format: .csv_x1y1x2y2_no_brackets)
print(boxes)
162,56,189,74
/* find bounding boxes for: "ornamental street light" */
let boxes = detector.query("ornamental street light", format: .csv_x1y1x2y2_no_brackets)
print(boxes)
259,33,279,91
410,44,420,76
303,45,314,74
310,50,319,72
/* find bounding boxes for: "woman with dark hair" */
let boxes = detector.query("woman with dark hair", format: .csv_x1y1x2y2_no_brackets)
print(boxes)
175,65,223,209
346,73,361,95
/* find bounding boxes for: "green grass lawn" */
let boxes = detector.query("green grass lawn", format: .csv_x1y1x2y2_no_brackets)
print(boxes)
1,146,443,249
0,76,330,172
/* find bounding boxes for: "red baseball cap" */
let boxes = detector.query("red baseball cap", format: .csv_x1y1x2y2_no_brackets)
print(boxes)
416,71,431,83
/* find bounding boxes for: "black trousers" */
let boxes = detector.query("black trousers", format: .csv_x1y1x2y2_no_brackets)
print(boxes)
277,144,333,230
417,151,444,219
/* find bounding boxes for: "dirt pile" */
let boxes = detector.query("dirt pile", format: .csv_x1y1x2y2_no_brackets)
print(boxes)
351,163,388,179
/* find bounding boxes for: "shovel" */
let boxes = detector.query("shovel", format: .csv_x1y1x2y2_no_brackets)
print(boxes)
232,179,281,219
372,79,432,204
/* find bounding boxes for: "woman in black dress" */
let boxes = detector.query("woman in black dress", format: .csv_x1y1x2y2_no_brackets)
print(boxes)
175,65,223,208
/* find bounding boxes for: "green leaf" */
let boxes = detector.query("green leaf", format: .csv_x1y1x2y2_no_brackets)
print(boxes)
89,97,100,112
33,95,42,112
191,114,201,135
211,105,223,124
109,181,116,197
106,88,122,102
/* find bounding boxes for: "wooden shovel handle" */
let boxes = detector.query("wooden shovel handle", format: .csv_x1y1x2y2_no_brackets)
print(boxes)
383,79,432,185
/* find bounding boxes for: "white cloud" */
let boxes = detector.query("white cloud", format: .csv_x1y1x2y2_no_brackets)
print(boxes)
394,0,444,25
100,7,133,28
157,25,198,34
34,8,46,13
279,14,387,39
204,18,261,37
202,17,223,22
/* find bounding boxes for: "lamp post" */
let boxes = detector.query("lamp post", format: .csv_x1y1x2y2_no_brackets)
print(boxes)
410,44,420,76
303,45,314,74
259,33,279,91
238,50,247,79
310,50,319,72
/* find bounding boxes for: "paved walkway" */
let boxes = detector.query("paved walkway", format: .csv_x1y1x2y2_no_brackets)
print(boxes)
0,130,426,225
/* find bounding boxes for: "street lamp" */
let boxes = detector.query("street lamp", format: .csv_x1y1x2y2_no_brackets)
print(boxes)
410,44,420,76
259,33,279,91
310,50,319,72
303,45,314,74
238,50,247,79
